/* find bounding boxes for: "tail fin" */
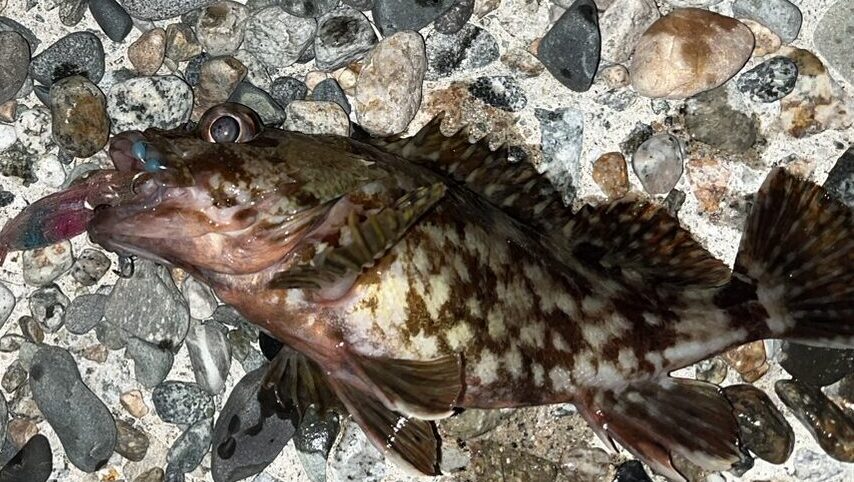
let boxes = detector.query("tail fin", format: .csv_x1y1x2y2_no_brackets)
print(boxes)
733,168,853,347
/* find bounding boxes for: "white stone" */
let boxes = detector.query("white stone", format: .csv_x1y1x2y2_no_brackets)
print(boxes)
182,276,218,320
599,0,659,63
283,100,350,136
0,282,14,327
0,123,16,152
21,241,74,287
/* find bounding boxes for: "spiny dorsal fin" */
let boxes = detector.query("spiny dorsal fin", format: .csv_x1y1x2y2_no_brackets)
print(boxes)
359,114,575,234
563,199,732,289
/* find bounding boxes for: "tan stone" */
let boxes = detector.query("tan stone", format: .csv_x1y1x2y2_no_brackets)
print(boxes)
128,28,166,76
8,417,38,448
630,8,754,99
193,55,247,119
592,152,629,199
741,18,781,57
599,64,630,89
686,157,731,213
723,340,769,383
121,389,150,418
501,48,545,78
0,99,15,123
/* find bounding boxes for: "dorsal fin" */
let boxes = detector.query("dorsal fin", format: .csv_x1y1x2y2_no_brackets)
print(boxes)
357,114,575,234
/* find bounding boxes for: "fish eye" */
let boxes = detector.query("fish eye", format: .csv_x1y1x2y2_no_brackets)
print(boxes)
199,103,262,144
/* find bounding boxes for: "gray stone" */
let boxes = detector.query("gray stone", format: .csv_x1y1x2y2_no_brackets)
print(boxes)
30,345,116,472
538,0,600,92
468,76,527,112
104,260,190,349
372,0,455,34
314,5,377,72
732,0,801,44
283,100,349,136
296,409,340,482
29,31,105,86
107,76,194,133
58,0,89,27
152,381,215,425
0,334,25,353
779,342,854,387
598,0,658,64
18,316,43,344
724,384,794,464
814,0,854,86
228,82,286,126
28,284,69,333
125,337,174,388
434,0,473,35
0,16,40,52
685,88,757,153
64,293,107,335
96,318,129,350
441,408,505,439
186,320,231,394
119,0,218,20
168,417,213,473
281,0,339,18
425,24,498,81
0,282,13,328
115,418,150,462
824,147,853,207
0,32,30,105
535,107,583,204
2,361,28,393
196,1,248,57
243,6,317,68
328,422,386,481
0,391,6,444
632,134,683,195
89,0,135,42
269,76,308,110
71,248,111,286
737,56,798,103
181,276,218,320
310,78,351,114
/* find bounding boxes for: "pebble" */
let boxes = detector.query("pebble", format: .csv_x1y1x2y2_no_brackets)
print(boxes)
737,56,798,103
355,31,427,136
197,1,248,56
58,0,89,27
181,277,218,320
614,460,652,481
309,78,351,114
164,465,185,482
120,390,149,418
211,367,296,482
723,340,769,383
343,0,372,10
295,408,340,482
6,417,38,448
684,88,757,153
776,379,854,462
0,32,29,105
194,56,247,116
442,408,505,439
2,361,27,393
468,76,527,112
0,16,39,52
118,0,217,20
825,147,853,207
152,381,215,425
779,343,854,387
538,0,600,92
28,284,70,333
165,23,202,62
314,5,377,71
0,334,25,353
0,282,13,328
258,331,283,360
740,19,781,57
283,100,349,136
18,316,43,344
29,31,105,87
535,107,583,202
108,76,194,133
95,317,129,350
243,7,316,68
21,242,73,287
560,445,612,481
49,75,109,158
63,293,107,335
733,0,801,44
724,384,794,464
135,467,165,482
500,48,544,78
30,345,116,472
168,417,213,473
426,24,499,81
104,260,190,349
793,448,848,482
328,421,386,481
125,337,174,388
115,419,149,462
0,434,52,482
592,152,628,199
89,0,134,42
599,64,629,89
598,0,658,63
280,0,338,17
128,27,166,76
630,9,753,99
813,0,854,87
186,320,231,394
694,356,727,384
632,133,683,195
371,0,455,34
270,76,308,109
779,47,852,138
70,249,110,286
595,88,637,112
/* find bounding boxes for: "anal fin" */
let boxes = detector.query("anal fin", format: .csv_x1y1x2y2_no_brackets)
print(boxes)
578,378,741,481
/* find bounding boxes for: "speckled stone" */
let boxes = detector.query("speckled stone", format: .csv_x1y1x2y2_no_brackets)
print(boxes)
152,381,215,425
165,23,203,62
599,0,659,64
592,152,629,199
21,241,73,287
89,0,134,42
824,147,853,207
724,384,794,464
269,75,308,109
186,320,231,394
283,100,349,136
314,5,377,72
433,0,473,34
196,1,248,57
737,56,797,104
228,81,286,126
70,248,110,286
115,418,149,462
29,31,105,86
63,293,107,335
538,0,600,92
108,75,193,133
128,27,166,76
371,0,455,34
243,6,317,68
168,417,213,473
49,75,109,158
733,0,801,44
426,23,499,81
468,76,526,112
0,32,30,105
118,0,217,20
194,56,247,116
535,107,583,203
126,337,174,388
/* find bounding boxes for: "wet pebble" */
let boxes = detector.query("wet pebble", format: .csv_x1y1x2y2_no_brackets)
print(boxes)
779,342,854,388
442,408,505,439
776,379,854,462
283,100,349,136
70,248,110,286
779,47,852,138
115,419,149,462
108,76,194,132
0,433,52,482
599,64,630,89
49,75,109,158
433,0,473,34
270,75,308,109
371,0,455,34
30,345,116,472
694,357,728,384
737,56,797,103
314,5,377,72
309,78,351,114
181,276,218,320
0,32,30,105
197,1,248,56
684,88,757,153
426,24,499,81
0,282,13,327
632,133,683,195
468,76,527,112
194,56,247,115
560,445,612,481
355,31,426,136
120,389,149,419
599,0,658,64
538,0,600,92
186,320,231,394
168,417,213,473
2,361,27,393
63,293,107,335
21,242,73,287
824,146,853,207
152,381,215,425
723,340,769,383
630,9,752,99
212,367,297,482
118,0,217,20
614,460,652,481
243,7,316,68
104,260,189,349
125,337,174,388
591,152,628,199
89,0,134,42
733,0,801,44
166,23,202,62
813,0,854,86
29,31,105,87
724,384,794,464
18,316,43,344
28,284,69,333
535,107,583,202
128,27,166,76
296,409,340,482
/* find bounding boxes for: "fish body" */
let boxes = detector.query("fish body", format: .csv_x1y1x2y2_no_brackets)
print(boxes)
1,103,851,480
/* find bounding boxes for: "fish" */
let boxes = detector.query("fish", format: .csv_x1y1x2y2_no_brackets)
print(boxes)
1,102,852,480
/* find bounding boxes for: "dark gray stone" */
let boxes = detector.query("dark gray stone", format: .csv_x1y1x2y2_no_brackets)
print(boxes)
167,417,213,473
309,78,350,114
737,56,798,103
685,88,757,153
107,75,194,133
63,293,107,335
152,381,215,425
295,409,340,482
314,5,377,71
0,434,52,482
469,76,527,112
538,0,600,92
732,0,801,44
90,0,135,42
0,17,40,52
0,32,30,105
825,146,854,207
371,0,455,34
29,32,105,86
269,76,308,110
29,346,116,472
58,0,89,27
614,460,652,482
115,418,150,462
724,384,794,464
281,0,339,17
228,82,286,126
186,320,231,394
779,342,854,387
118,0,218,20
433,0,473,34
183,53,210,86
125,337,174,388
425,23,499,81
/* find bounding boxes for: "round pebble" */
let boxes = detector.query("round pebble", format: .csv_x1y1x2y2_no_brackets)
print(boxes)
354,31,427,136
115,419,150,462
724,384,794,464
22,242,73,287
118,0,217,20
0,282,14,328
737,56,798,103
592,152,628,199
29,31,105,86
426,23,499,81
19,315,44,344
120,389,150,419
433,0,474,34
0,32,30,105
29,284,70,333
165,23,203,62
228,81,286,126
49,75,109,158
126,337,174,388
270,75,308,109
58,0,88,27
0,16,40,51
283,100,349,136
598,0,659,64
468,76,527,112
723,340,769,383
168,417,213,473
314,5,377,72
152,381,215,425
186,320,231,394
89,0,134,42
372,0,456,34
733,0,801,44
196,1,248,57
0,434,52,482
128,27,166,76
813,0,854,86
630,9,753,99
632,133,683,195
281,0,338,18
107,75,193,133
70,248,111,286
538,0,600,92
63,293,107,335
685,88,758,153
194,56,248,115
243,6,317,68
310,78,351,114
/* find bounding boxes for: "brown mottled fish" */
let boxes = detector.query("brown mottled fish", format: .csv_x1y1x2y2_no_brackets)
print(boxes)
1,103,851,480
